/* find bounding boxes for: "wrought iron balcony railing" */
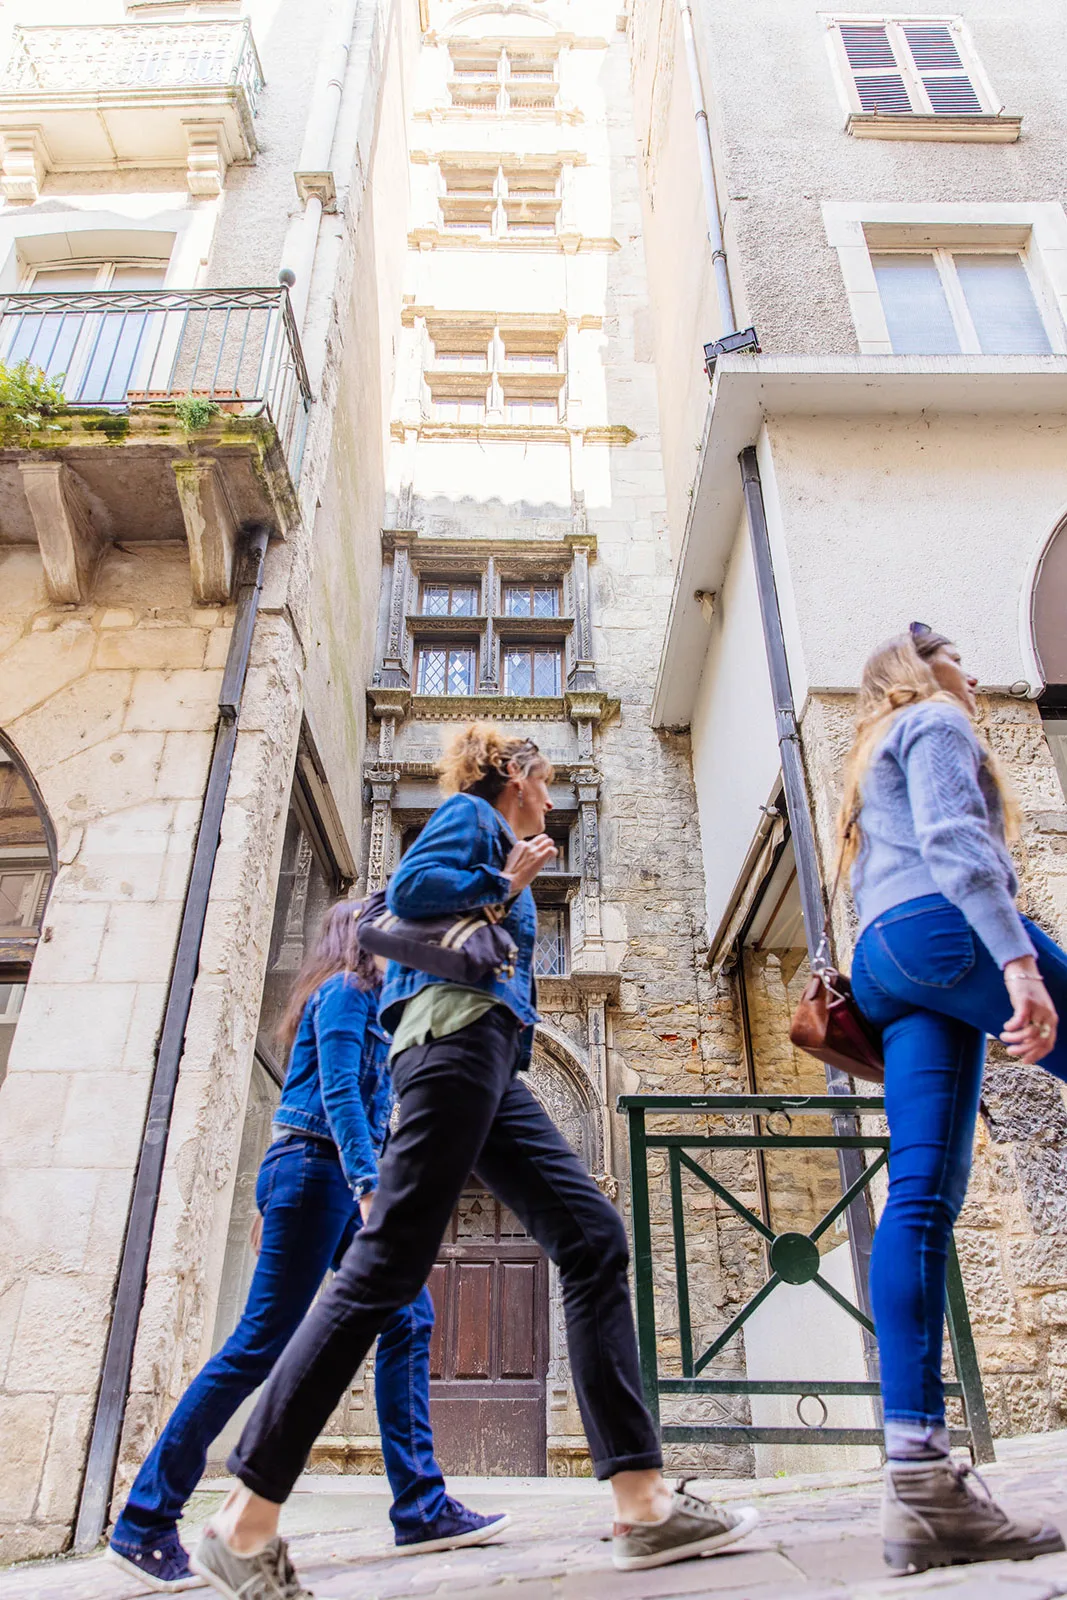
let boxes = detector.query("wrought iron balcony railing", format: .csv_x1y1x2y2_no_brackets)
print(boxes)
1,20,264,110
0,286,312,483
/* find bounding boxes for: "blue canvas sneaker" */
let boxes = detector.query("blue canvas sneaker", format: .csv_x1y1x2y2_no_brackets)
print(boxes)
394,1497,510,1556
108,1531,202,1592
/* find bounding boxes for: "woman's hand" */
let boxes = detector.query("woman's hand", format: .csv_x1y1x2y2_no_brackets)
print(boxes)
1002,957,1058,1063
501,834,556,895
359,1192,375,1224
249,1213,263,1256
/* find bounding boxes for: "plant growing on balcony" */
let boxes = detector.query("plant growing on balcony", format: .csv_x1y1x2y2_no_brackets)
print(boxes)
174,394,221,431
0,359,66,440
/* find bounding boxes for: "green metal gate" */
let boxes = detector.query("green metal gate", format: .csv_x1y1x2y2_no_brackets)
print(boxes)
620,1092,993,1464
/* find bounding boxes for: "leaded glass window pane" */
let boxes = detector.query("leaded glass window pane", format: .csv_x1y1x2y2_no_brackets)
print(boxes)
502,583,559,617
419,647,474,695
422,584,450,616
502,647,560,696
532,650,561,696
533,585,558,617
534,908,567,977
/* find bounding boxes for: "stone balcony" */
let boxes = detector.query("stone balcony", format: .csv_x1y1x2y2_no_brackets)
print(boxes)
0,285,310,604
0,20,264,199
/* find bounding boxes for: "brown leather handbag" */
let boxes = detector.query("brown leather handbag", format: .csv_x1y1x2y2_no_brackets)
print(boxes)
789,819,884,1085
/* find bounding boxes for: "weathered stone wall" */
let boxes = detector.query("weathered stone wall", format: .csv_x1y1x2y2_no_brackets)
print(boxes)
803,688,1067,1441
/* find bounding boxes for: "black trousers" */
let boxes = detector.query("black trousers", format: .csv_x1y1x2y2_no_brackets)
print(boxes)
229,1008,662,1499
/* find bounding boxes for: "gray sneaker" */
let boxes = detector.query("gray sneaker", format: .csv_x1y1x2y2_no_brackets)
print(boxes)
612,1480,759,1572
190,1521,312,1600
883,1457,1065,1573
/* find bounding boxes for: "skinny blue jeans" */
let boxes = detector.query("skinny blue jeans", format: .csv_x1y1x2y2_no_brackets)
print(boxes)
852,894,1067,1431
112,1134,446,1548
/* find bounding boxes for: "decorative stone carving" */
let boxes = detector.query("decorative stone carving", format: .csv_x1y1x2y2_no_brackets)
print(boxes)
0,127,44,203
383,541,411,686
366,769,400,891
184,121,229,198
19,462,106,604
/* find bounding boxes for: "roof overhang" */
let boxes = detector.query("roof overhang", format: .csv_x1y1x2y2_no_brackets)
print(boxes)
651,353,1067,730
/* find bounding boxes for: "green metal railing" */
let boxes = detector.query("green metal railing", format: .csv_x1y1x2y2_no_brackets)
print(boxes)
620,1093,994,1464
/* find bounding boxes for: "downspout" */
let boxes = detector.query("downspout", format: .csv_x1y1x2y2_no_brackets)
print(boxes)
280,0,360,328
738,446,881,1388
74,524,271,1551
677,0,735,337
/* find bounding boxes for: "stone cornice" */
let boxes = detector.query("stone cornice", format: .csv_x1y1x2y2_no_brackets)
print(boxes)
410,692,566,721
381,530,597,558
389,420,636,446
408,228,620,254
565,690,620,729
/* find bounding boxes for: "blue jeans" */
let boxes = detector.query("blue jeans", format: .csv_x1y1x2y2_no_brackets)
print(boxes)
852,894,1067,1430
112,1135,446,1548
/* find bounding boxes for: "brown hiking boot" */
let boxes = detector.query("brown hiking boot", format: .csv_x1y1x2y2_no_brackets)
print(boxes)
883,1457,1064,1573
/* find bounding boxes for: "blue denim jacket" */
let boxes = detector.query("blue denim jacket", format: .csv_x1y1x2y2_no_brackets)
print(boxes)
379,791,539,1069
273,973,393,1198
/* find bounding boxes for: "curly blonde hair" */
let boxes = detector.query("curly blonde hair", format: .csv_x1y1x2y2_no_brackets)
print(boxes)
838,628,1018,873
438,722,554,802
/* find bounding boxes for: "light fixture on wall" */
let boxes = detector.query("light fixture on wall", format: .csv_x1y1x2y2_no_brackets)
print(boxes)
703,325,761,378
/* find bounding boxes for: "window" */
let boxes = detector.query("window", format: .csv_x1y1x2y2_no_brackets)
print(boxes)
831,17,990,115
505,582,563,617
421,581,479,616
503,646,562,697
0,746,53,1090
4,260,168,405
425,318,565,426
417,646,476,696
534,907,568,977
437,162,562,238
872,250,1053,354
447,46,558,113
505,397,559,424
431,391,487,423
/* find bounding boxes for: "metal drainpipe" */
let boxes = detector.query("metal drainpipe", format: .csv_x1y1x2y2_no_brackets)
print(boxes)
74,524,271,1551
738,446,881,1390
677,0,736,337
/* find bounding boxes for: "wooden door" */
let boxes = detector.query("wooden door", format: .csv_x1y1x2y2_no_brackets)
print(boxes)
427,1191,549,1475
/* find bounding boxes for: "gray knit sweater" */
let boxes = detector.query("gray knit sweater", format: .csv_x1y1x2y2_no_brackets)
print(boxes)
851,699,1035,968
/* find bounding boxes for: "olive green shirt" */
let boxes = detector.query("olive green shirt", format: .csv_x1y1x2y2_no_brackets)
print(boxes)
388,983,501,1062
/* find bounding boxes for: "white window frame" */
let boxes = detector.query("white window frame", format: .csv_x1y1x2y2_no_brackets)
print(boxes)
823,202,1067,355
823,13,1000,117
871,245,1055,355
423,317,566,425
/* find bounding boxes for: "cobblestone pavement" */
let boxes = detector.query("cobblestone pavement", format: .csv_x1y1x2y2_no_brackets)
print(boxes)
10,1432,1067,1599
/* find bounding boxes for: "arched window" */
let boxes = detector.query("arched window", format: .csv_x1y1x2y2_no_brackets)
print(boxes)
0,737,55,1087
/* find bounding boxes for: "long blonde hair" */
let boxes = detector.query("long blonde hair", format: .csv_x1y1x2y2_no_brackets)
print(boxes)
837,628,1019,872
438,722,554,802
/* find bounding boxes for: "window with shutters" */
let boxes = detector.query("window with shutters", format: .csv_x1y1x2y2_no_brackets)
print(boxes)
825,15,1016,139
871,249,1055,355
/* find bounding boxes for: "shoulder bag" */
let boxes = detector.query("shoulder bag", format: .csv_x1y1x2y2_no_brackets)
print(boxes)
356,888,518,985
788,817,884,1085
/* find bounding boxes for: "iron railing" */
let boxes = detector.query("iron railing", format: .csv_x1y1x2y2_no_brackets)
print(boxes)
621,1093,994,1464
2,20,264,110
0,287,312,482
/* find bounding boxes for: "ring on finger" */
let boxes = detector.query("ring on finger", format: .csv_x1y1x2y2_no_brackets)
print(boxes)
1039,1023,1053,1039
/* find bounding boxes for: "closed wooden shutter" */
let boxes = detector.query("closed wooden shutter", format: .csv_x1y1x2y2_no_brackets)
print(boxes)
900,23,983,113
839,23,912,112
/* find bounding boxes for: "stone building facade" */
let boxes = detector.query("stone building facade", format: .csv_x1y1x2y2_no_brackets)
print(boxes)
635,0,1067,1462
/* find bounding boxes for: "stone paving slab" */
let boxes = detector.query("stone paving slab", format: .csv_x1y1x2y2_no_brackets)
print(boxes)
9,1431,1067,1599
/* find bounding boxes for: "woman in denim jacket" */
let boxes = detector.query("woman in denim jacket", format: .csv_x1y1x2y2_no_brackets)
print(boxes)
109,902,502,1590
191,725,759,1600
843,625,1066,1574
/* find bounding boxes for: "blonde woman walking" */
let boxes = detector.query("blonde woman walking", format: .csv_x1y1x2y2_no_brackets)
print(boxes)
843,624,1066,1573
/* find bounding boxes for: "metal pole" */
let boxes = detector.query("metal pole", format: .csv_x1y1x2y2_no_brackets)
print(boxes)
677,0,735,337
74,525,270,1551
738,445,880,1389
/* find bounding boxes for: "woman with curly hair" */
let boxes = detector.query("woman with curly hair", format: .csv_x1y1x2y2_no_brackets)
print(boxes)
109,902,498,1590
191,724,758,1600
843,625,1066,1573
